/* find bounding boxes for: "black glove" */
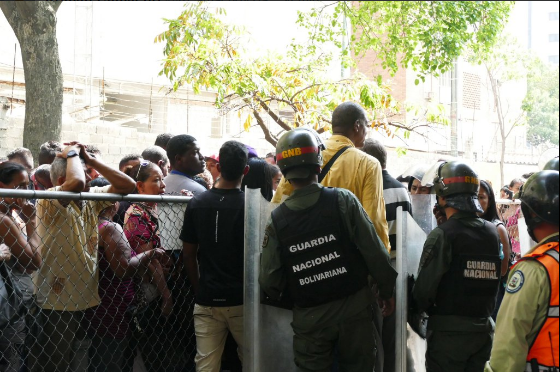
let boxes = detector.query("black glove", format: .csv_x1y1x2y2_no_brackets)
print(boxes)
407,274,428,339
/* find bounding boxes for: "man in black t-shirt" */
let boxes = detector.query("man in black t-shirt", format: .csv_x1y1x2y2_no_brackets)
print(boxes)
181,140,249,372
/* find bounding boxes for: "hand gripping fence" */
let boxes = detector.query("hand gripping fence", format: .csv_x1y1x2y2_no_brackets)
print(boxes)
0,188,245,372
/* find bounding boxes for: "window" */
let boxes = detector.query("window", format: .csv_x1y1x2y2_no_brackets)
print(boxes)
462,72,481,110
549,34,559,42
439,70,451,87
549,55,559,64
210,117,223,138
550,12,559,21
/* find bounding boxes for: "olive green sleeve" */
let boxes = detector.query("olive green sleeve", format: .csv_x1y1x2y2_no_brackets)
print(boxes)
337,189,397,299
412,228,451,312
487,261,550,372
258,217,287,300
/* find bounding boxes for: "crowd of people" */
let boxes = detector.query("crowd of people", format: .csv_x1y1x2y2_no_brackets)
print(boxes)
0,100,557,372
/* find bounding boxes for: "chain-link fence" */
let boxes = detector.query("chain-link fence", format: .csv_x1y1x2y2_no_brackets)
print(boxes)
0,188,244,372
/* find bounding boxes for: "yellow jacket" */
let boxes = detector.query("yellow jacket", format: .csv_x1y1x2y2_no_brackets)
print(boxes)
273,134,390,252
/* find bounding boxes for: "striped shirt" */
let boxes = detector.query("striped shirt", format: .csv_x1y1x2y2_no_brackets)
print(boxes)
382,170,412,252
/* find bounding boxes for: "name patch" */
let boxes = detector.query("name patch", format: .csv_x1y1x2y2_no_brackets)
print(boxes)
276,146,318,161
463,260,499,280
299,267,348,286
281,148,302,159
292,251,341,272
289,234,336,253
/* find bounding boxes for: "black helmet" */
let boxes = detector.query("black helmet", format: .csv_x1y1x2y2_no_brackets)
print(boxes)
433,161,483,213
543,156,559,172
276,128,323,180
519,170,559,238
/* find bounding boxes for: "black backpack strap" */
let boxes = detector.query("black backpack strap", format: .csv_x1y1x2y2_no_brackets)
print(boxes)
319,146,350,184
320,187,337,219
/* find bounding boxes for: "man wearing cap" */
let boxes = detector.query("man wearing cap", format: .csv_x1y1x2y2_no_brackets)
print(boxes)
260,128,397,372
412,161,501,372
485,170,559,372
205,154,221,185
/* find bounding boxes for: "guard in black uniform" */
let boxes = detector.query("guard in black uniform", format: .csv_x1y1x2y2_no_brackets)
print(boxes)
260,128,397,372
412,161,501,372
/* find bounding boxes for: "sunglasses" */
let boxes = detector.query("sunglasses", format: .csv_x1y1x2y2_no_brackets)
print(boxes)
135,161,150,180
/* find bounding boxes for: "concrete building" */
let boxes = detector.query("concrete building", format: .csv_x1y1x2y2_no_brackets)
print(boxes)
527,1,560,64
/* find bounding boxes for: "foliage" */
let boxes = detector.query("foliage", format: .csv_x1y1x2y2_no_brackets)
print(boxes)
477,34,531,186
297,1,514,83
523,61,559,147
156,1,449,146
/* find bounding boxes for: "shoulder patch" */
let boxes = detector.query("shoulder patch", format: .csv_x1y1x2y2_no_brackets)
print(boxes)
262,233,269,248
506,270,525,294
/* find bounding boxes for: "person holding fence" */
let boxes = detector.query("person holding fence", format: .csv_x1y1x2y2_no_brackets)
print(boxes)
123,160,175,372
29,142,135,372
0,162,41,371
85,177,165,372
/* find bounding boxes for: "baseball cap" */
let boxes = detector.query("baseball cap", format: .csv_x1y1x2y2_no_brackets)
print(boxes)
245,145,258,159
205,154,219,162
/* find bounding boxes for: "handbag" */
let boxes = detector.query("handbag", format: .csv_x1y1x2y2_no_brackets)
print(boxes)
126,279,151,335
0,261,25,330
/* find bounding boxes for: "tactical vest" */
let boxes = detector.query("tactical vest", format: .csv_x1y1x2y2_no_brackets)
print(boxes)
271,187,368,308
512,237,559,371
431,217,501,317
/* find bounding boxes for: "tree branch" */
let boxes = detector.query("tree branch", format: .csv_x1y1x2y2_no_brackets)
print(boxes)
290,83,322,102
505,113,525,138
252,109,278,146
270,77,291,101
51,1,63,13
256,97,291,131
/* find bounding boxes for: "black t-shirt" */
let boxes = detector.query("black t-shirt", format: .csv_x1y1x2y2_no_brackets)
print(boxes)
180,188,245,306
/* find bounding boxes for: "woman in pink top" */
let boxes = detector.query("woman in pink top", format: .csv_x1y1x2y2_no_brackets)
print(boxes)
86,177,163,372
123,161,176,372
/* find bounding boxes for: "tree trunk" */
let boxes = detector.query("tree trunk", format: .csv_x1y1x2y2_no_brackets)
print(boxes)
500,136,506,189
486,65,506,187
1,2,63,166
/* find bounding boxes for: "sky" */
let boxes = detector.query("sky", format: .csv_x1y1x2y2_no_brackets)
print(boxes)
1,2,319,84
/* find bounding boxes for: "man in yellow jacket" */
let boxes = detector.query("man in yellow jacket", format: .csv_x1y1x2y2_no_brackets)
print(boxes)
273,101,390,252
